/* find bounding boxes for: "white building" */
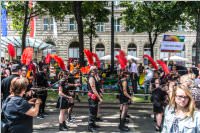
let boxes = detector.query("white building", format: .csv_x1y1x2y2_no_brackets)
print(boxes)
1,4,197,67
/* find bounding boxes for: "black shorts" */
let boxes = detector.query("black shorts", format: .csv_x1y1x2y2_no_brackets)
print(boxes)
56,97,69,109
119,95,129,104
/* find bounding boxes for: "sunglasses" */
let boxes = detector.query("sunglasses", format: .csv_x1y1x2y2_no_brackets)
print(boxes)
176,95,189,100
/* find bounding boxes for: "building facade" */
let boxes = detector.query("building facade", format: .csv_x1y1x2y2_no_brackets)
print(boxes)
2,5,197,67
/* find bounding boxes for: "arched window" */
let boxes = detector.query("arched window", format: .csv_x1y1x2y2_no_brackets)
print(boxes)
192,43,196,63
69,42,79,58
95,43,105,58
114,43,121,56
144,44,151,65
127,43,137,57
144,44,151,56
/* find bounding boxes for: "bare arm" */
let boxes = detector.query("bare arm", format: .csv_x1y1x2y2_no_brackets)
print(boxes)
122,81,132,100
25,99,41,117
89,77,102,100
58,86,72,99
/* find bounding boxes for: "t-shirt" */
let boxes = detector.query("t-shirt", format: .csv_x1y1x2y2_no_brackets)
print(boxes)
2,96,32,133
1,74,19,101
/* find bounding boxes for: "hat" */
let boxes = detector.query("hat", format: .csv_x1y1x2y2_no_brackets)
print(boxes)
11,64,21,72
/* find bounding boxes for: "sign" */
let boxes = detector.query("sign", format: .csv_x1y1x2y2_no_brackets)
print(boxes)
161,35,185,52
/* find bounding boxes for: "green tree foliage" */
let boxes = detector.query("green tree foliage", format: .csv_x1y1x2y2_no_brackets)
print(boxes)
122,1,183,58
38,1,110,66
83,1,110,52
182,2,200,65
7,1,46,52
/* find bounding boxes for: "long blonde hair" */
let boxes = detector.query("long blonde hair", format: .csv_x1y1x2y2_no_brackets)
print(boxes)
170,85,195,118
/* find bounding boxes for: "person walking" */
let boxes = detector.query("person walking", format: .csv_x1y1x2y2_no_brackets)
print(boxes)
118,70,133,132
128,59,138,94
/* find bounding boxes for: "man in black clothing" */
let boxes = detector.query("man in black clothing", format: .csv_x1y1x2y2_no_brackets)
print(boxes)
35,65,49,119
1,64,21,101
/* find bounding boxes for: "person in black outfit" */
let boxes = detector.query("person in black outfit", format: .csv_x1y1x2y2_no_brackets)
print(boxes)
56,71,76,131
118,70,132,132
1,64,21,101
35,65,49,119
2,77,41,133
87,66,103,132
151,78,168,131
66,70,81,123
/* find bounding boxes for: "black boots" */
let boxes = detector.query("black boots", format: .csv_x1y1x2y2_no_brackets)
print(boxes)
59,123,68,131
119,119,130,132
63,121,69,129
88,126,97,132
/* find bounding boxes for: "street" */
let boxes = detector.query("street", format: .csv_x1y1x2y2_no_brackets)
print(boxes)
33,102,155,133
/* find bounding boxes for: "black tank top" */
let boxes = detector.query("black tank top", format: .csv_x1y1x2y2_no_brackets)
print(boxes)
59,80,69,95
118,79,131,96
88,76,100,94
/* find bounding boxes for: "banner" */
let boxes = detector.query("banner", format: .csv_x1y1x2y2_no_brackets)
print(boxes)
53,17,57,38
161,35,185,52
29,17,35,38
1,7,7,36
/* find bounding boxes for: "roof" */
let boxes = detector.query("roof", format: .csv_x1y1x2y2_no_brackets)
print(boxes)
1,36,55,50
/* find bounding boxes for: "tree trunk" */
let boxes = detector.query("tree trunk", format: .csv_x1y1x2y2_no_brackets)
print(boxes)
90,36,92,52
73,2,84,67
195,9,200,66
111,1,114,73
90,21,93,52
148,32,158,59
21,1,29,52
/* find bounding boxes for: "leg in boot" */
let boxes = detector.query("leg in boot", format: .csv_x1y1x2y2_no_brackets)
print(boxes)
63,121,68,129
59,123,68,131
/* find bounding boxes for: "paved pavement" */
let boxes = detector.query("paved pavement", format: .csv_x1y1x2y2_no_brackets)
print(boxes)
33,102,156,133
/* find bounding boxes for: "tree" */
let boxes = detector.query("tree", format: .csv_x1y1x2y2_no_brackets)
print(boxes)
38,1,110,66
182,2,200,65
83,1,110,52
122,1,184,58
7,1,47,52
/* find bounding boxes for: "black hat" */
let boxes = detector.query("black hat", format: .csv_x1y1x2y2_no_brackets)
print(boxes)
11,64,21,72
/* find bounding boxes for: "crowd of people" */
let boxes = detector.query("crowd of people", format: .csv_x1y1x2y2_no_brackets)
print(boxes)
1,56,200,132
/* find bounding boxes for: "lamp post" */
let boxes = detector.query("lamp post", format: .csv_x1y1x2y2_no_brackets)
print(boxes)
110,1,114,73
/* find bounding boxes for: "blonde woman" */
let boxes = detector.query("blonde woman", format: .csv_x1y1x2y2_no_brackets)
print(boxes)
162,85,200,133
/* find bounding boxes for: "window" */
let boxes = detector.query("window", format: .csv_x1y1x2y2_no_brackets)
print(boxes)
96,43,105,58
144,44,151,65
192,44,196,63
127,43,137,57
69,18,77,31
43,18,53,31
114,43,121,56
144,44,151,55
69,42,79,58
114,18,120,32
97,22,104,32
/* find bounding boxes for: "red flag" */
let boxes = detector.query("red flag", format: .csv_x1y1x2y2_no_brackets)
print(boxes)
21,47,34,65
157,60,170,75
84,49,94,66
7,43,15,58
92,53,101,68
29,18,35,38
115,50,127,70
45,53,51,64
143,54,158,70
